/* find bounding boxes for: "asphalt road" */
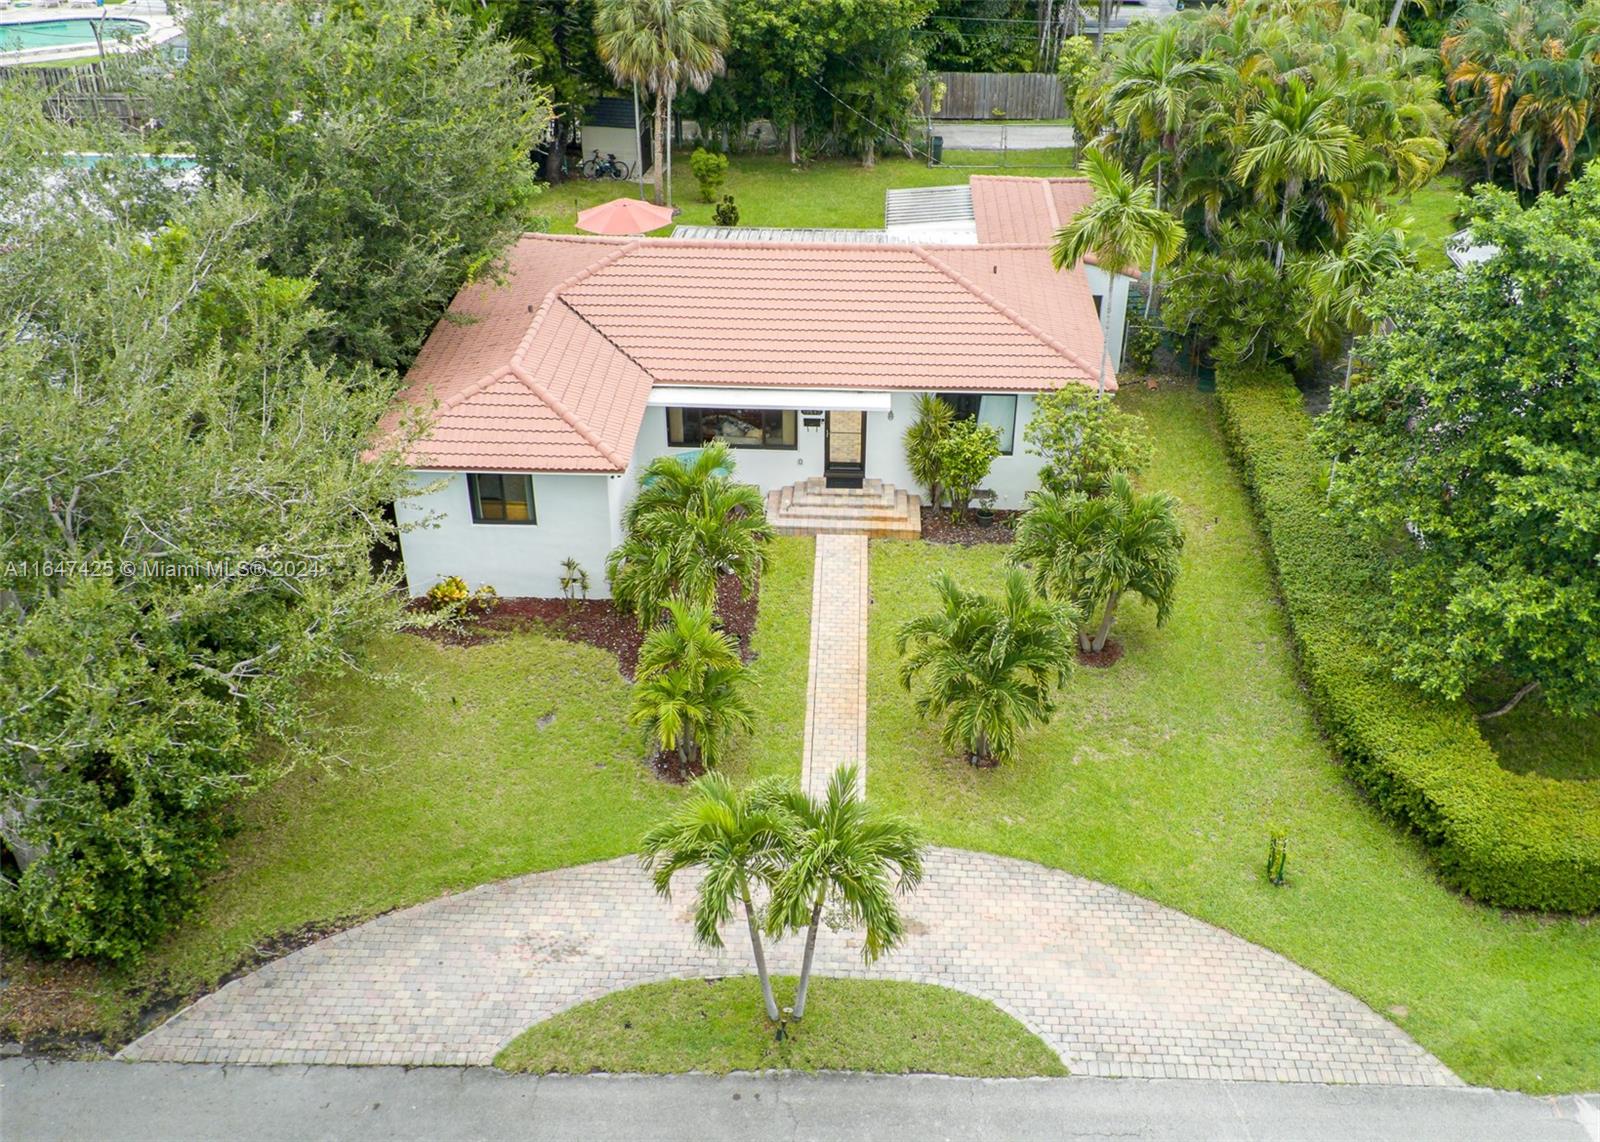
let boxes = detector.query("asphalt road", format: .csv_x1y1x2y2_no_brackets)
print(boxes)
4,1061,1597,1142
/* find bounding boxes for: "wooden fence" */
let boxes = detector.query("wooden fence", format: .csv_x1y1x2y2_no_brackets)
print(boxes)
0,62,152,129
920,72,1066,121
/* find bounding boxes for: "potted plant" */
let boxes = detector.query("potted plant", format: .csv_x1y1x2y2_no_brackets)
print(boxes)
973,489,998,527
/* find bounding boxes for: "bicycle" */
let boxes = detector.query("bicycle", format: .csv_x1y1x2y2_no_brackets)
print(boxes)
579,150,633,181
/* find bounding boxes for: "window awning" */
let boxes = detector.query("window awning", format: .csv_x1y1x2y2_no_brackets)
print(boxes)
646,387,893,412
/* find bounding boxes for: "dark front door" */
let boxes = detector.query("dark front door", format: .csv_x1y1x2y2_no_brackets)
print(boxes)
824,411,866,488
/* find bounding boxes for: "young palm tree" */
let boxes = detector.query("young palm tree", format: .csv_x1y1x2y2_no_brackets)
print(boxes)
593,0,728,205
640,772,796,1021
1012,473,1185,654
1232,77,1364,269
607,444,771,627
630,601,754,772
761,765,925,1021
1051,149,1185,391
1099,26,1228,312
903,393,955,509
1293,205,1416,388
896,571,1077,766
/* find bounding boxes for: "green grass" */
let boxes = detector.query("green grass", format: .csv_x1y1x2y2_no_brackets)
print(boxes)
1474,686,1600,783
865,382,1600,1095
494,976,1068,1077
1393,173,1466,271
536,148,1078,235
129,536,813,1001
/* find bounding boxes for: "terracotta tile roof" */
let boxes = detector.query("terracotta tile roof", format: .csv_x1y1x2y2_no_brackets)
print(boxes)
383,230,1111,473
970,175,1096,246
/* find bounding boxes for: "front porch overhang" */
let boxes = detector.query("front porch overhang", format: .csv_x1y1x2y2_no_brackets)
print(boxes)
646,386,893,413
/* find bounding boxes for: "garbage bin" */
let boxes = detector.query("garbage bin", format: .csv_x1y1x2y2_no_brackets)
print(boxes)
930,135,943,166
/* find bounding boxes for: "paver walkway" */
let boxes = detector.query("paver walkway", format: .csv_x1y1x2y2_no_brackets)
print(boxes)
800,533,869,797
121,847,1459,1086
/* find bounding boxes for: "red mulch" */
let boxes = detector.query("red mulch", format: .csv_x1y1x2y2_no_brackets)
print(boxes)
921,507,1021,546
1077,639,1125,668
647,749,706,785
407,574,760,681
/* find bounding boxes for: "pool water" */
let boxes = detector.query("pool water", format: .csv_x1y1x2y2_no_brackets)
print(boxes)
0,17,149,51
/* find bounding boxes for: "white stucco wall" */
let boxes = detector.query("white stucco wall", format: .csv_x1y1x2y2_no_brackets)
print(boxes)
578,124,642,172
1083,265,1132,373
395,470,619,599
865,393,1045,510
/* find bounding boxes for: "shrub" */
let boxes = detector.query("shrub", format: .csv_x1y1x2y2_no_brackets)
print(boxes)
904,393,955,506
426,575,471,610
690,147,729,202
712,194,739,226
1024,385,1153,497
559,558,591,602
1124,314,1162,372
1216,365,1600,913
937,419,1001,520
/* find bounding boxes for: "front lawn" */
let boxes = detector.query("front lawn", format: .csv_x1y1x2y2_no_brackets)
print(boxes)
865,382,1600,1095
1,537,814,1045
495,976,1067,1078
535,148,1078,235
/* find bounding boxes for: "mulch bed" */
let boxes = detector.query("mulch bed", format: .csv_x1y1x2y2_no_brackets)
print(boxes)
921,507,1021,546
1077,639,1125,668
407,574,760,681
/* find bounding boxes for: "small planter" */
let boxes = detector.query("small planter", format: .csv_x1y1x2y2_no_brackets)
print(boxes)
972,490,998,528
975,508,995,528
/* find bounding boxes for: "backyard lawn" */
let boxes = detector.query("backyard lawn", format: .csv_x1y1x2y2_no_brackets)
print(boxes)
865,382,1600,1095
1392,173,1465,271
535,148,1078,235
495,976,1067,1078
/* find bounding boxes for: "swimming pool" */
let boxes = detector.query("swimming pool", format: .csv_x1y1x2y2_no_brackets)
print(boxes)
0,17,150,52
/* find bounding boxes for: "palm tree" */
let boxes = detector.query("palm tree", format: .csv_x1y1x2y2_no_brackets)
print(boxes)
640,772,795,1021
896,570,1077,766
629,600,754,772
1294,205,1415,388
1232,77,1364,269
607,444,771,627
1051,149,1185,391
1099,27,1228,313
903,393,954,509
1011,473,1185,654
594,0,728,205
761,765,925,1021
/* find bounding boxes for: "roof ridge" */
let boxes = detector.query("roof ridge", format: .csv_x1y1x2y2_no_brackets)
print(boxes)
506,346,627,470
911,246,1106,386
1038,177,1062,232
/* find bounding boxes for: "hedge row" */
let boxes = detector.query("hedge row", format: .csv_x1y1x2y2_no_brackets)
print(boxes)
1215,365,1600,913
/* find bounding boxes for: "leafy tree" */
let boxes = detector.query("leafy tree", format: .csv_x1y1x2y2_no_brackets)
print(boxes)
1012,474,1186,653
607,444,772,626
903,393,955,508
1315,168,1600,717
640,771,794,1021
1024,385,1154,496
936,418,1002,520
594,0,728,204
1051,149,1184,392
0,144,418,959
763,765,925,1021
819,0,935,168
150,0,551,369
897,571,1078,765
630,602,755,772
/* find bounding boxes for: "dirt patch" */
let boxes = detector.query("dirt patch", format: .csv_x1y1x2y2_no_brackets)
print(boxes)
921,507,1020,546
408,574,760,681
1077,639,1125,668
0,956,106,1051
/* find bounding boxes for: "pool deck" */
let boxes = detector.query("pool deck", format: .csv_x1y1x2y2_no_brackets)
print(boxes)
0,1,180,68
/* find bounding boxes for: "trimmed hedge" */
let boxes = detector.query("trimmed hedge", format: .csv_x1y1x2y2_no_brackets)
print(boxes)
1216,366,1600,913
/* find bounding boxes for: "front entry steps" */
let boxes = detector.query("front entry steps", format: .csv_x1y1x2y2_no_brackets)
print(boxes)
765,477,922,539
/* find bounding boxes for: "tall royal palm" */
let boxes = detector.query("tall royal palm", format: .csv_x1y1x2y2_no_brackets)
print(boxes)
897,571,1077,766
594,0,728,205
1232,77,1363,269
607,443,771,626
1099,26,1227,312
762,765,925,1021
1051,149,1185,391
640,772,794,1021
1012,473,1185,654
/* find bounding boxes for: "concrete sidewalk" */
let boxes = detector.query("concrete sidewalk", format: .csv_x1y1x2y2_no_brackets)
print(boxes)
4,1061,1595,1142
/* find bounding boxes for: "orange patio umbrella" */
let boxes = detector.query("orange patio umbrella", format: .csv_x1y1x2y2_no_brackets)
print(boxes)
576,197,675,236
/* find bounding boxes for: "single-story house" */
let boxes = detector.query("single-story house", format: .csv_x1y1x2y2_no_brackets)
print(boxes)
381,179,1125,600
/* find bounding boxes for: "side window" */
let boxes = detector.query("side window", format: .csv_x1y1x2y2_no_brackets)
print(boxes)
935,393,1016,454
468,473,536,524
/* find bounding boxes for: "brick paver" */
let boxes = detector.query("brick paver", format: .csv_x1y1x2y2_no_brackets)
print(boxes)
121,848,1459,1086
800,533,869,798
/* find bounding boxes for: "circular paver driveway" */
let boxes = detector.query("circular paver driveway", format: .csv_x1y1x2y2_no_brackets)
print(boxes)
121,847,1458,1086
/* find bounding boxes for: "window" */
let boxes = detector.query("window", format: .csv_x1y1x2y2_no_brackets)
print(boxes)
666,408,798,449
936,393,1017,454
467,473,535,524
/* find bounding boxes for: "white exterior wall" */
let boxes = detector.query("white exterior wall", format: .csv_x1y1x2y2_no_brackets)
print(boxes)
865,393,1045,511
578,124,642,172
1083,265,1132,372
396,471,619,599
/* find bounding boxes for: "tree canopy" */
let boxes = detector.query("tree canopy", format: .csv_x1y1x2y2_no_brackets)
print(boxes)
1316,165,1600,717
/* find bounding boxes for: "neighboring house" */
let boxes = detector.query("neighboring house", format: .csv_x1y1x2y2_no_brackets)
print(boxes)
381,179,1123,600
578,96,647,176
1445,226,1498,270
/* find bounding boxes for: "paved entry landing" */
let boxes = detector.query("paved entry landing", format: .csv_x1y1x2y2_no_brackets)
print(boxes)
800,533,869,797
